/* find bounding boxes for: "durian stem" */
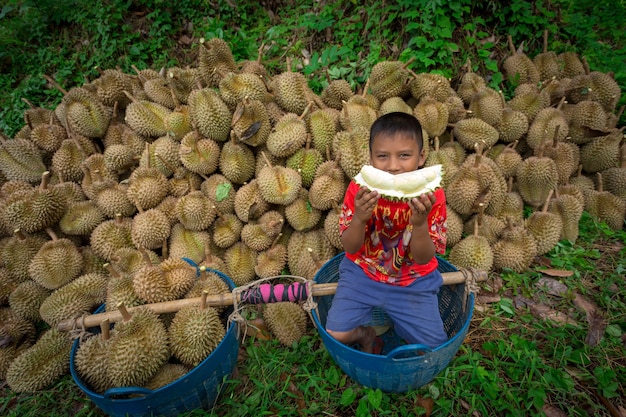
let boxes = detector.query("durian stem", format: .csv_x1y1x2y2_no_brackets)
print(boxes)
138,247,153,266
200,291,208,310
154,153,178,174
14,229,26,241
42,74,68,95
39,171,51,191
100,319,110,341
133,199,144,214
260,151,273,169
597,172,604,193
161,239,168,260
117,303,132,322
473,217,480,237
298,101,313,120
542,189,554,213
92,169,104,183
507,35,516,55
104,263,121,279
507,176,514,193
361,78,371,96
434,136,440,152
401,56,416,70
21,97,36,109
581,56,590,75
44,227,58,241
620,144,626,169
551,124,561,148
114,213,124,225
615,105,625,122
542,29,549,54
477,202,485,226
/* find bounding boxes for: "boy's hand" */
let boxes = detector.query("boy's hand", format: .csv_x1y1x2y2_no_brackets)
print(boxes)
354,186,380,223
408,192,436,226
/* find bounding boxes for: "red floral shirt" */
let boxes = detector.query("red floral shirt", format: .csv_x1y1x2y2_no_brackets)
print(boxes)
339,181,447,286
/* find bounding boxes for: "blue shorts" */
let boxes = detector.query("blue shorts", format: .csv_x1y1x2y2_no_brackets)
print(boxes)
325,256,448,348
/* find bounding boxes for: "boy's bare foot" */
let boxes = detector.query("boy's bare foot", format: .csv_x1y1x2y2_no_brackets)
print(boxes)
357,325,377,354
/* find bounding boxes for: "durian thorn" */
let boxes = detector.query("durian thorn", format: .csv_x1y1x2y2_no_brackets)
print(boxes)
117,302,132,322
42,74,68,95
104,262,121,279
542,189,554,213
100,319,110,341
14,229,26,241
298,101,313,120
39,171,51,191
200,291,209,310
44,227,58,241
596,172,604,193
260,151,273,169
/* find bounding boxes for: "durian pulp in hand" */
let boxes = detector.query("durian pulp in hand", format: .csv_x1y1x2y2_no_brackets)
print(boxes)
353,164,443,200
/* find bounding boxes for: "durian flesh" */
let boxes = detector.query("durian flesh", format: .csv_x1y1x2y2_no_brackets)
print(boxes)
353,164,443,200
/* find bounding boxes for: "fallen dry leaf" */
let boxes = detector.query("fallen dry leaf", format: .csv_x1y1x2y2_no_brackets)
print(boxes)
476,293,501,304
543,404,569,417
539,268,574,278
572,293,607,346
415,396,434,416
528,303,579,327
535,277,568,297
459,398,482,416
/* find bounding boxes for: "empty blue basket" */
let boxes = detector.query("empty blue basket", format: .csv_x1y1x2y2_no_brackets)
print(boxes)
70,269,239,417
311,253,474,393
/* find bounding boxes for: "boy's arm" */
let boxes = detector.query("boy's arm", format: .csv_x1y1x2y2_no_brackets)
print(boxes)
341,187,380,253
408,192,437,264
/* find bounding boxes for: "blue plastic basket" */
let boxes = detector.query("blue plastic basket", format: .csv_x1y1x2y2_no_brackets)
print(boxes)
70,269,239,417
311,253,474,393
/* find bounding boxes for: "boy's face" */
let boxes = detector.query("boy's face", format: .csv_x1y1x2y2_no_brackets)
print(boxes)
369,132,426,174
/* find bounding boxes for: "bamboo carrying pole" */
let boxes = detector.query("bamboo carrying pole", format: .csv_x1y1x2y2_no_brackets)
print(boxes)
57,269,488,332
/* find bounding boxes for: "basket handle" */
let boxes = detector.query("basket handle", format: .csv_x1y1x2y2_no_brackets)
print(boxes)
387,344,432,360
103,386,154,399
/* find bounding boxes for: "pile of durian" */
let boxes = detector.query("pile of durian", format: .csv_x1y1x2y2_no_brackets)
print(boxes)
0,35,624,394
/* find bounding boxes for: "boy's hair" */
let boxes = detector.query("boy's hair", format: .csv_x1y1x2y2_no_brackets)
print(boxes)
369,112,424,152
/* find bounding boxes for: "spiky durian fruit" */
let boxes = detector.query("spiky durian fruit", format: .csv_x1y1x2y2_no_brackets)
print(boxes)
133,250,197,303
9,280,51,322
241,210,284,251
558,51,586,78
444,205,464,247
103,143,136,176
287,229,336,280
6,328,72,392
507,83,551,122
74,320,112,394
498,177,525,224
496,96,529,144
526,98,569,150
515,146,559,208
39,272,108,327
457,60,486,104
30,115,67,153
492,141,523,180
453,118,499,150
542,127,580,185
167,223,212,265
231,97,272,147
562,100,608,145
52,134,99,183
533,30,561,80
309,159,347,211
368,59,412,102
264,302,308,346
257,152,303,205
502,36,540,86
59,200,105,236
178,129,220,176
212,212,243,249
379,96,413,115
111,247,160,276
602,144,626,201
218,71,271,108
131,204,171,250
548,186,585,243
91,68,134,108
197,37,238,88
321,78,354,109
409,72,451,102
586,173,626,231
339,85,379,131
284,188,322,232
187,87,232,142
89,169,136,219
425,136,458,188
28,228,83,290
286,135,324,188
90,214,134,261
202,173,236,215
106,304,170,388
144,363,190,391
224,241,257,286
169,299,226,367
463,203,505,245
1,230,47,283
525,190,563,256
271,60,316,115
467,87,503,127
3,171,67,234
126,160,170,211
172,189,215,231
492,218,538,273
0,307,36,351
266,104,311,158
448,218,494,272
580,127,624,174
413,96,449,140
219,132,256,184
567,68,621,113
105,263,144,313
255,234,288,278
61,86,111,138
234,179,270,223
185,266,230,308
141,135,181,177
123,91,171,138
308,108,338,158
332,126,370,179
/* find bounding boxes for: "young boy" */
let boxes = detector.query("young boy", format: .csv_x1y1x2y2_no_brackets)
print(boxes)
326,111,448,354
